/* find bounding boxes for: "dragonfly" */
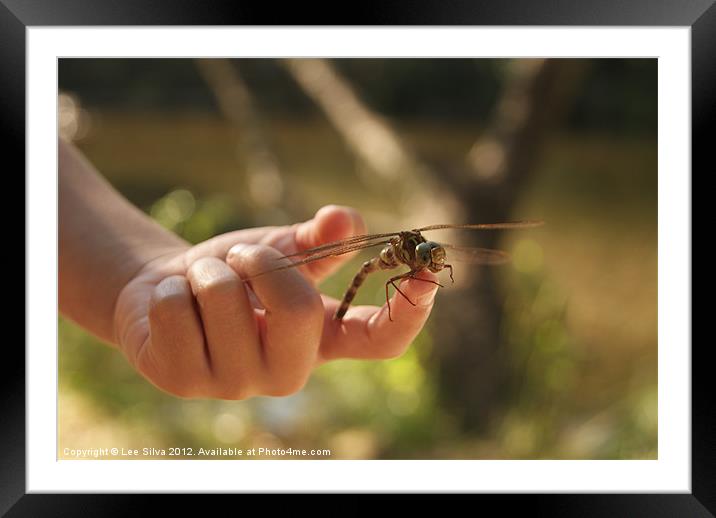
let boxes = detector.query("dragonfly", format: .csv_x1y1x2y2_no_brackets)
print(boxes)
246,220,544,321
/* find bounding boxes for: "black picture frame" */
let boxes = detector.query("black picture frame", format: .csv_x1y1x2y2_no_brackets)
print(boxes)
5,0,708,513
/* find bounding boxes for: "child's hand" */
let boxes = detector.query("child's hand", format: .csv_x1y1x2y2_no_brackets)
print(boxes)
113,205,439,399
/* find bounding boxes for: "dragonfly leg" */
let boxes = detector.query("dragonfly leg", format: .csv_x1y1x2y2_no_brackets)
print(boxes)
385,272,416,321
407,271,444,288
445,264,454,284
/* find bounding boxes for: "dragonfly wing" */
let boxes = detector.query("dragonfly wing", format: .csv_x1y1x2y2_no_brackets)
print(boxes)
417,220,544,232
441,244,511,265
282,231,398,258
282,220,543,258
245,238,392,280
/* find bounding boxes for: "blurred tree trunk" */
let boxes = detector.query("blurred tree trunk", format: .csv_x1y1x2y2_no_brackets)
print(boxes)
282,59,462,227
432,59,588,431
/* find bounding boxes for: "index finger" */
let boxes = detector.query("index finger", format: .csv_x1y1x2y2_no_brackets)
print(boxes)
226,243,324,395
317,270,440,362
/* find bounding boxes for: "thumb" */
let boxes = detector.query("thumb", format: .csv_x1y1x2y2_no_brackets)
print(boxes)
291,205,367,283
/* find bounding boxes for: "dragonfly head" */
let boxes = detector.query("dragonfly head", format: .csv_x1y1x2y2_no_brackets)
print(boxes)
416,241,446,269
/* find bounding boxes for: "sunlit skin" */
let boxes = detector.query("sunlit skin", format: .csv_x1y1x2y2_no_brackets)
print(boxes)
59,139,439,400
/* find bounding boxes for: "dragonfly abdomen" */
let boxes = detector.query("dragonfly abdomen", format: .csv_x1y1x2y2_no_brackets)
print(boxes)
334,255,397,320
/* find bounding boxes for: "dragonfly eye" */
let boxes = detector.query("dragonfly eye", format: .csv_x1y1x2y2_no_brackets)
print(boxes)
415,242,433,265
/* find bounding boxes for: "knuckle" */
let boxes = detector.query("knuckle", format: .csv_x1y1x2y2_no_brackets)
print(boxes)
198,275,239,295
254,244,281,259
195,275,240,301
187,256,218,271
149,292,188,321
240,246,282,274
239,244,317,282
150,276,191,319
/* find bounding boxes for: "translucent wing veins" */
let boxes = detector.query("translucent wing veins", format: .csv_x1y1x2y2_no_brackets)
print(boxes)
440,244,511,265
245,238,391,280
416,220,544,232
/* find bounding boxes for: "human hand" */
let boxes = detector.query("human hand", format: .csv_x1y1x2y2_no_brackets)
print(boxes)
113,205,439,399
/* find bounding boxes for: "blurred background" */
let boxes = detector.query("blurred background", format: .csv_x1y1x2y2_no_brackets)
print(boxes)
58,58,657,459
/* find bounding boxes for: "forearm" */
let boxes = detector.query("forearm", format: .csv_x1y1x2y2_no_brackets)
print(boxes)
59,139,189,344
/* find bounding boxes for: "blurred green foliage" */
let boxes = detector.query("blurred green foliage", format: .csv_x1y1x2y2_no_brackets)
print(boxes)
58,59,657,459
